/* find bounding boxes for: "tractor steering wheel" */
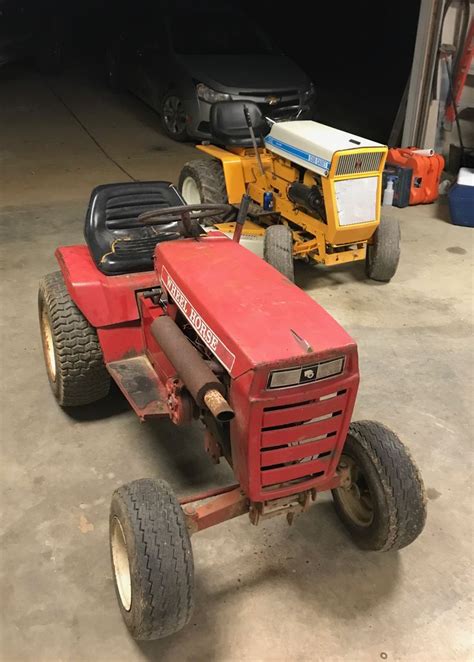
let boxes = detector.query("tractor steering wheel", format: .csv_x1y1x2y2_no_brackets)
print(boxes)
138,203,231,226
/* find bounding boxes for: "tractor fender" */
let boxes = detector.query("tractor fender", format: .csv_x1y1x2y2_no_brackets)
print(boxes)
55,245,157,328
195,144,246,205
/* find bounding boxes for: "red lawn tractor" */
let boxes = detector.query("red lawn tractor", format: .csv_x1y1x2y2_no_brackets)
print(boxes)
38,182,426,640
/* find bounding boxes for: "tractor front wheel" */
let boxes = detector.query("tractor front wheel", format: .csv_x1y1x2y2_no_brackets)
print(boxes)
366,214,401,282
332,421,426,551
264,225,295,282
179,159,236,224
38,271,110,406
110,479,194,640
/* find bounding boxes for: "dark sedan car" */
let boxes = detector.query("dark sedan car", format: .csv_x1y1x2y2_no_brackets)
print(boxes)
107,9,316,141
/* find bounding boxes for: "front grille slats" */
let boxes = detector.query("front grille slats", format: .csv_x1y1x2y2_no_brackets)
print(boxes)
258,389,348,493
262,393,346,428
261,456,331,487
261,435,336,467
261,415,341,448
238,90,298,97
335,152,383,176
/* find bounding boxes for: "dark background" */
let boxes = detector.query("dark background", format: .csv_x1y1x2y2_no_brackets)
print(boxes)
1,0,421,143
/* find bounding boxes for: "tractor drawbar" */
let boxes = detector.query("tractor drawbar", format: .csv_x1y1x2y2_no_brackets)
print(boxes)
151,316,235,422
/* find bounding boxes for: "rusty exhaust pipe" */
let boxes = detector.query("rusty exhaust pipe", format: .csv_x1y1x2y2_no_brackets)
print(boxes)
203,389,235,422
151,316,235,423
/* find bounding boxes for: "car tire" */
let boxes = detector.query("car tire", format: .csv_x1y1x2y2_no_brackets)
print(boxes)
264,225,295,282
179,159,236,224
110,479,194,640
38,271,110,406
332,421,426,551
161,93,189,141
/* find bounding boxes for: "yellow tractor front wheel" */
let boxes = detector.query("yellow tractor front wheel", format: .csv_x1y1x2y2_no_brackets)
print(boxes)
366,215,401,282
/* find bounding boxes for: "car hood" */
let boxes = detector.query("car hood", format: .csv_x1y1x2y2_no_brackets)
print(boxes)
178,54,309,92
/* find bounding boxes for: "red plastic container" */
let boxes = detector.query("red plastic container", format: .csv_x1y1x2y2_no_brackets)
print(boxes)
387,147,445,204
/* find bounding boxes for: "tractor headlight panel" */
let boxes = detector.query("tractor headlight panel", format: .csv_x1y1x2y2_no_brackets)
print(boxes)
196,83,231,104
268,357,345,389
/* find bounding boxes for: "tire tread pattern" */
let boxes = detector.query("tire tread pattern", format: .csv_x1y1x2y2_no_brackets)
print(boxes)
39,271,110,406
366,214,401,282
111,479,194,640
178,159,235,223
338,421,426,551
264,225,295,282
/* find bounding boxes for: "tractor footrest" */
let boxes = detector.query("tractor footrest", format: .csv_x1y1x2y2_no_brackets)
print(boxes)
107,355,169,420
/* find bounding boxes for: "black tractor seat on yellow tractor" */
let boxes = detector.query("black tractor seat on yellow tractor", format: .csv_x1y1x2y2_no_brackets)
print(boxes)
84,181,184,275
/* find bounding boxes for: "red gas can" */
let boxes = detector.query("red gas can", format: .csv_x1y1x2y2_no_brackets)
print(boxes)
387,147,445,204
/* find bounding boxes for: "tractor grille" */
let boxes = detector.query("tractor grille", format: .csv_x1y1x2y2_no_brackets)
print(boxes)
335,152,384,176
259,389,348,493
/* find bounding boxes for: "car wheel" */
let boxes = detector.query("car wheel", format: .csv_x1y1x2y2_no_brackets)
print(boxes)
161,93,189,141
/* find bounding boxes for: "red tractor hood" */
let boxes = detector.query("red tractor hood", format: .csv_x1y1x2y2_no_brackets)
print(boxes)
156,235,356,379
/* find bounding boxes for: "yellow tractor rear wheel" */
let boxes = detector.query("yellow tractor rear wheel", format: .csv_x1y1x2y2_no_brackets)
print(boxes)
179,159,236,225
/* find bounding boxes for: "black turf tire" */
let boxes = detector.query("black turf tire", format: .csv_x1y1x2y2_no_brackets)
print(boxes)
366,214,401,282
332,421,426,551
264,225,295,282
178,159,236,224
38,271,110,406
110,479,194,640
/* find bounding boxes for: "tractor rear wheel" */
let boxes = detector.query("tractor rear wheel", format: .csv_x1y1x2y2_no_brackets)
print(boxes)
332,421,426,551
366,214,400,282
179,159,236,224
264,225,295,282
38,271,110,406
110,479,194,640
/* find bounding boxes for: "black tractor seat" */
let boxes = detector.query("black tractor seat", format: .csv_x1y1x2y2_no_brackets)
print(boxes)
84,181,185,275
210,100,270,148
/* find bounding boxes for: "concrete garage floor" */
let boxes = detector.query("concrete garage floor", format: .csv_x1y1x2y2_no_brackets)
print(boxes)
1,65,473,662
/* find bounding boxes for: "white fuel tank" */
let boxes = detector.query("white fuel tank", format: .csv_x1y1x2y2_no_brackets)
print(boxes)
264,121,384,177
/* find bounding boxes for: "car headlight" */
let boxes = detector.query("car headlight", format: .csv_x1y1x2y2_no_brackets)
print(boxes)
268,357,345,389
302,83,316,102
196,83,231,104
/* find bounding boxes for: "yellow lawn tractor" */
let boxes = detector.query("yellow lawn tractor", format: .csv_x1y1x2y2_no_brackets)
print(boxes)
178,101,400,282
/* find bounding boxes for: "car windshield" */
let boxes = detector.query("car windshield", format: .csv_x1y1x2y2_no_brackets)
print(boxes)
170,13,277,55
